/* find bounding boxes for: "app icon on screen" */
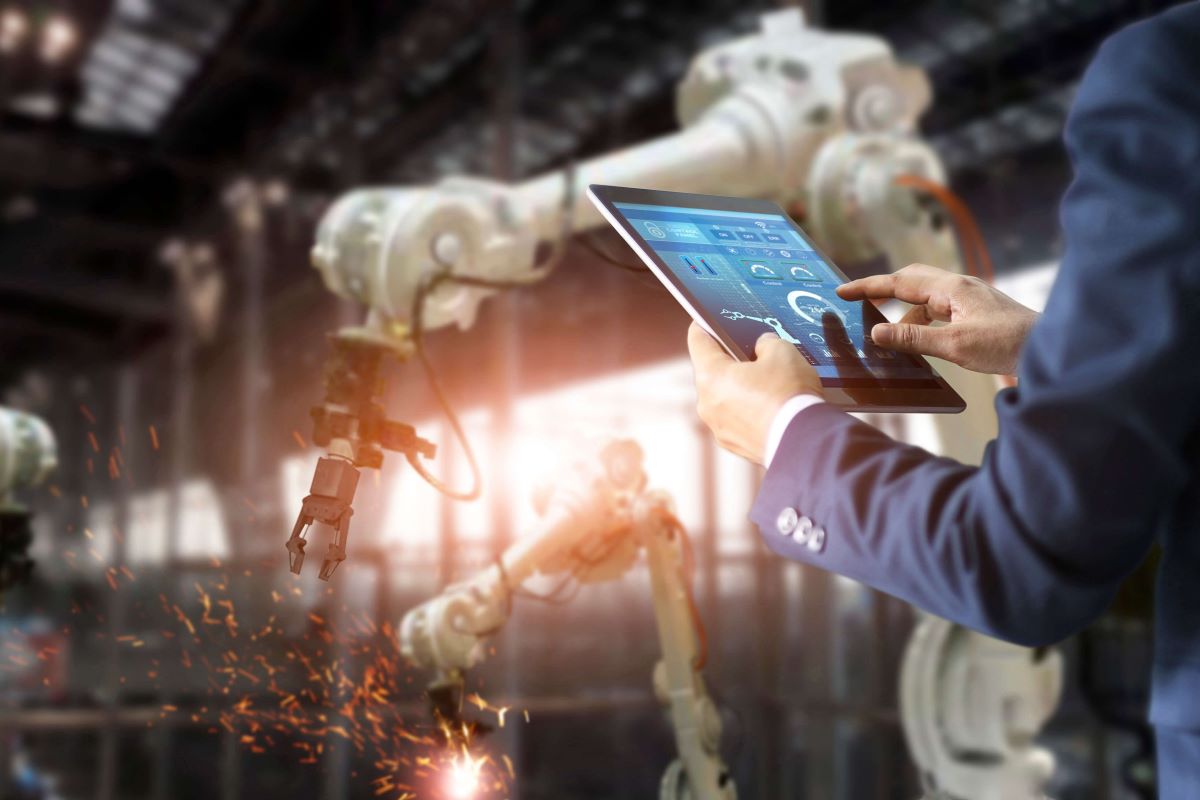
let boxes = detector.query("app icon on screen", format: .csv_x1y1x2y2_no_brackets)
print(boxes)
784,263,819,282
741,260,778,280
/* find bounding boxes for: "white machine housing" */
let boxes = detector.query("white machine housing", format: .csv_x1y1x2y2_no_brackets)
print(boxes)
0,407,57,507
903,617,1063,800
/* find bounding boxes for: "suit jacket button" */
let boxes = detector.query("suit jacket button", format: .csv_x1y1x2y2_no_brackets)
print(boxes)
807,526,826,553
776,507,799,536
795,516,813,544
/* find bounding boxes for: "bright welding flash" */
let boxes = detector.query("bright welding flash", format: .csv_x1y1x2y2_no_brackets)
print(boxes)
446,753,483,799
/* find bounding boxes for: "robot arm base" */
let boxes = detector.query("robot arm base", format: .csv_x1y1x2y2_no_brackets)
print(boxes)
902,617,1062,800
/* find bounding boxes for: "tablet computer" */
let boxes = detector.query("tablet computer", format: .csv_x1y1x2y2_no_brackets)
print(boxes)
587,184,965,413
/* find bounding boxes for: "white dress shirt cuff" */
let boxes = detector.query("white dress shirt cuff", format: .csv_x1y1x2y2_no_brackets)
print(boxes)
764,394,825,467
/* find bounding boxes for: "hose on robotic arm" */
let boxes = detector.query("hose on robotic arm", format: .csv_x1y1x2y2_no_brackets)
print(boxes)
894,174,1018,388
402,162,580,501
894,173,995,285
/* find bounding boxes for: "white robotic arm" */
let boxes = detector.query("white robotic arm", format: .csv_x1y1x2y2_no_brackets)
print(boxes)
400,440,734,800
399,440,641,673
287,8,963,577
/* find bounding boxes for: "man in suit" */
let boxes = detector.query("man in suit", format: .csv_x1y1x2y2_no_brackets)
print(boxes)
687,5,1200,794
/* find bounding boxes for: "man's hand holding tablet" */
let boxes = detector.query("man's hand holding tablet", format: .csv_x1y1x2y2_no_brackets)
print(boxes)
686,324,822,464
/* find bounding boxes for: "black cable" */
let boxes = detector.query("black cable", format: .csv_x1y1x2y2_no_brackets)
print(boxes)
403,159,659,502
403,349,483,501
404,162,578,500
511,527,635,607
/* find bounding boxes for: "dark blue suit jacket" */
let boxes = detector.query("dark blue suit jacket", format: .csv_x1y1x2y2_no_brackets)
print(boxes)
752,2,1200,746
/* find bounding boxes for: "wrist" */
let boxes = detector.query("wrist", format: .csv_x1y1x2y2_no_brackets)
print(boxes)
763,393,825,467
998,311,1039,374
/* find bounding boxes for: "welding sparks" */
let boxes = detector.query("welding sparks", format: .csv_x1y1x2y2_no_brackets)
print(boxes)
160,575,512,797
36,472,514,800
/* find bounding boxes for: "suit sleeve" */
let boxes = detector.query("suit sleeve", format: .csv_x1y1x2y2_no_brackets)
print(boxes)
750,15,1200,647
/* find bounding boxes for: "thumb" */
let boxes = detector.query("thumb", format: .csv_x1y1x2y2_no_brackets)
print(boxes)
871,322,954,360
754,332,784,360
688,322,733,370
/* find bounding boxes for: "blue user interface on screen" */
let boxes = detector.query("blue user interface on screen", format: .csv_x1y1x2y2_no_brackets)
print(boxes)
612,202,932,384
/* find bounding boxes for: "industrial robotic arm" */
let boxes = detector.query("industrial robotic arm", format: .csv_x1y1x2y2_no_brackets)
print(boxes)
287,8,959,578
0,407,57,592
399,440,734,800
901,617,1062,800
291,9,1060,799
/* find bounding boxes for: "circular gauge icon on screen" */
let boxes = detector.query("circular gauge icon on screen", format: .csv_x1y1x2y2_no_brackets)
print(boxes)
749,263,777,278
787,290,848,326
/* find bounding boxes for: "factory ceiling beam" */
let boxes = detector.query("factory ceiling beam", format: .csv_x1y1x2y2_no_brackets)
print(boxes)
27,213,182,250
379,1,747,183
895,0,1179,138
0,274,171,326
260,0,512,183
0,131,126,190
0,314,109,350
156,0,337,152
0,112,238,186
119,18,327,91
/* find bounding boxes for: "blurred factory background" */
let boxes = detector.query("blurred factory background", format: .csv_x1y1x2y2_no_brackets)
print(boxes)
0,1,1172,798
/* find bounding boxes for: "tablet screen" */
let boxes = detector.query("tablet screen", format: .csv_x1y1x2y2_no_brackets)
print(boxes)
609,200,938,388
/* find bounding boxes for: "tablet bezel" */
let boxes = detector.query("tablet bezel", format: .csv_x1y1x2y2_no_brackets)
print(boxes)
587,184,966,413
